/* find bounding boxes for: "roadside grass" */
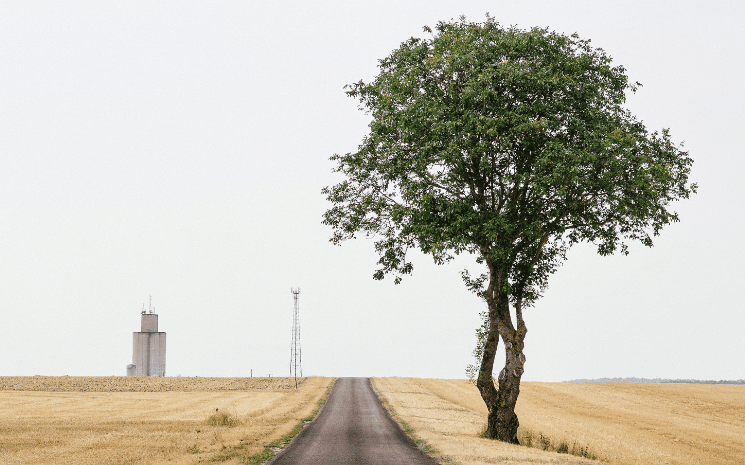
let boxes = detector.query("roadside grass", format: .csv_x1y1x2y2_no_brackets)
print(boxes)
372,381,455,464
208,382,333,464
511,428,598,460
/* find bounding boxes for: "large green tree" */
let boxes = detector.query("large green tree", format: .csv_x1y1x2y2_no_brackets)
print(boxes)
322,17,695,443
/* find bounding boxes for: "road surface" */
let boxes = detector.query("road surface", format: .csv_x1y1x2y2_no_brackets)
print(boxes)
269,377,439,464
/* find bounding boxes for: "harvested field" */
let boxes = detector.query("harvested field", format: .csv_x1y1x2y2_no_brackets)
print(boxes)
0,376,333,465
373,377,745,465
0,376,301,392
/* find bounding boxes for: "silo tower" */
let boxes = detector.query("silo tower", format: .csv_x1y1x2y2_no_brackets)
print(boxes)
126,296,166,376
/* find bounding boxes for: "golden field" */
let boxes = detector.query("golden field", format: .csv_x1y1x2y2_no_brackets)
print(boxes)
0,376,333,465
373,377,745,465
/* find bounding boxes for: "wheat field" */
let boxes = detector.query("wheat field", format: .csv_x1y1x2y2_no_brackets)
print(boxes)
4,376,742,464
0,376,333,465
373,377,745,465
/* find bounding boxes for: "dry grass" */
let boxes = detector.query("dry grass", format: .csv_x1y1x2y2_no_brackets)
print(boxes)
373,378,745,465
0,376,301,392
0,376,333,465
206,408,242,427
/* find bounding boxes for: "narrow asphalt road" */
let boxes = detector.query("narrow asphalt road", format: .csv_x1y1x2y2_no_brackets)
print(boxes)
269,377,439,464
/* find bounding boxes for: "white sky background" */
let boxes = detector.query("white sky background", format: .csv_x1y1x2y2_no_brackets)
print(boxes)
1,1,742,381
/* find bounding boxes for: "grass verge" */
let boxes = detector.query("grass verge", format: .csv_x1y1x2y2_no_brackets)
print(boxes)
371,379,454,464
208,381,334,464
513,428,599,461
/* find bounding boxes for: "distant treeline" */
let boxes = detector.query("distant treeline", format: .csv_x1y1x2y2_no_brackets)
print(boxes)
565,377,745,384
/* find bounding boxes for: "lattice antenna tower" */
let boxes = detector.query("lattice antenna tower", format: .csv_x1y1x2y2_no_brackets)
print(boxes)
290,288,302,388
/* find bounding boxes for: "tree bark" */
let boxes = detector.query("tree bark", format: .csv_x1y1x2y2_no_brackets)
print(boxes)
476,264,527,444
490,334,526,443
475,304,500,433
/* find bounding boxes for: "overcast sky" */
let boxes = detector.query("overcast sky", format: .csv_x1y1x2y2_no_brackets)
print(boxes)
1,1,742,381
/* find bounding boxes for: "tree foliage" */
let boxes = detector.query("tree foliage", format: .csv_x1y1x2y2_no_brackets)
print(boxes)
322,16,695,441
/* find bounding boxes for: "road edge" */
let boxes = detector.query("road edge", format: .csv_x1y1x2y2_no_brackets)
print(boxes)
370,377,455,465
257,378,336,464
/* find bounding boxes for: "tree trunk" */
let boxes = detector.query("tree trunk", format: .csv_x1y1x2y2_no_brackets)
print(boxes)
490,339,526,443
475,305,501,437
476,266,527,444
477,330,526,443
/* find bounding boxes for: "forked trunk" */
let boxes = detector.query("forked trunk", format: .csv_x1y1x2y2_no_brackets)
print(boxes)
477,332,526,443
476,268,527,443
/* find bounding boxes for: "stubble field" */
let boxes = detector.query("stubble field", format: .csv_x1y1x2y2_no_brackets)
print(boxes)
4,376,743,464
0,376,333,465
373,377,745,465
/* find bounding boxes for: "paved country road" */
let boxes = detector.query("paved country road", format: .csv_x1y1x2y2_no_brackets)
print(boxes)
269,377,439,464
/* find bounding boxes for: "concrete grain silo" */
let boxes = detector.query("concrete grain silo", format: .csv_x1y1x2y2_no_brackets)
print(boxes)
127,310,166,376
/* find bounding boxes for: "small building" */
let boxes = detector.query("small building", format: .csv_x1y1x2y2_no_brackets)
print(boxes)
127,311,166,376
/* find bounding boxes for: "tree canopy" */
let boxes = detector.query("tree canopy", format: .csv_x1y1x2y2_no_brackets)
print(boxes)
322,16,695,442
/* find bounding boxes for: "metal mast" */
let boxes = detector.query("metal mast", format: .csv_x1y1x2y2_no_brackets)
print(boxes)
290,288,302,388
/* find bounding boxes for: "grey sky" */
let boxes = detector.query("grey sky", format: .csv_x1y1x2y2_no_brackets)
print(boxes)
1,1,742,381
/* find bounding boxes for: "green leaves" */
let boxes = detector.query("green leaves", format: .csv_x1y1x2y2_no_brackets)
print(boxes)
322,16,695,302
